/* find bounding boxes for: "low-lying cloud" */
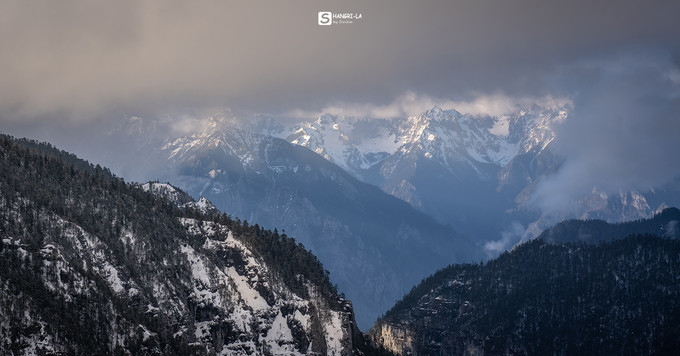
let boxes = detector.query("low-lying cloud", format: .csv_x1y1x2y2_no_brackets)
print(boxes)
484,221,526,256
287,92,571,120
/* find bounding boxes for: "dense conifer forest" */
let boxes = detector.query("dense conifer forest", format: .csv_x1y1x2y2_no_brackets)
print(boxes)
374,234,680,355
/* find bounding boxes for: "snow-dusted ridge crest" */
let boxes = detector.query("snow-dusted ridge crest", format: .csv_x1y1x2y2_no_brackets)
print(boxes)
140,181,219,214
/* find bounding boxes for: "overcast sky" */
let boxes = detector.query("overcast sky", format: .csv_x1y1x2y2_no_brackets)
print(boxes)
1,0,678,120
1,0,679,210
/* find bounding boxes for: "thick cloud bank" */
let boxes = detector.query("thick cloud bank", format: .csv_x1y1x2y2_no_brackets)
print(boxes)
1,0,678,122
532,55,680,213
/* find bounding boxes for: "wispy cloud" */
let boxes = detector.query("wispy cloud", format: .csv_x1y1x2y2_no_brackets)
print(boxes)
286,91,571,120
484,221,526,256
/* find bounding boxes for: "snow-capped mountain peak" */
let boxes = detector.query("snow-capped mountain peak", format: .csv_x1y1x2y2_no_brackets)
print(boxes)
285,114,394,176
424,105,462,122
316,113,337,128
277,104,567,182
391,106,520,170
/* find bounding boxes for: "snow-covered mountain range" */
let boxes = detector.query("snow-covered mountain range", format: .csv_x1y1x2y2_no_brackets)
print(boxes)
281,105,564,180
265,106,564,240
270,105,677,248
110,102,680,248
97,102,680,329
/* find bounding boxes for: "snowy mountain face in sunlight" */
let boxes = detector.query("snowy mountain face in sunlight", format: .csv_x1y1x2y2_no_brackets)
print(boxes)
284,114,398,179
281,105,566,181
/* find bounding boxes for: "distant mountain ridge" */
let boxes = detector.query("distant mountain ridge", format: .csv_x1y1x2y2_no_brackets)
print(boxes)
538,207,680,244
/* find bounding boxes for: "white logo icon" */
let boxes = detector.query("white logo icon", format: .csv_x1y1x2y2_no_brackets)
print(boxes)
318,12,332,26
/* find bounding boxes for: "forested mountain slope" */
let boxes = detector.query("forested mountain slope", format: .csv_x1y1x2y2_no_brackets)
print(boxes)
371,233,680,355
0,135,378,355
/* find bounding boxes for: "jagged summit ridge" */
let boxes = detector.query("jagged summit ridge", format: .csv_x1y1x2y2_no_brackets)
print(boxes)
286,113,397,177
282,104,567,179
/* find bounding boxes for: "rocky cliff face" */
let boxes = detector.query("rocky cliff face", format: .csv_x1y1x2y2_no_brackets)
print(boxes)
0,135,371,355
